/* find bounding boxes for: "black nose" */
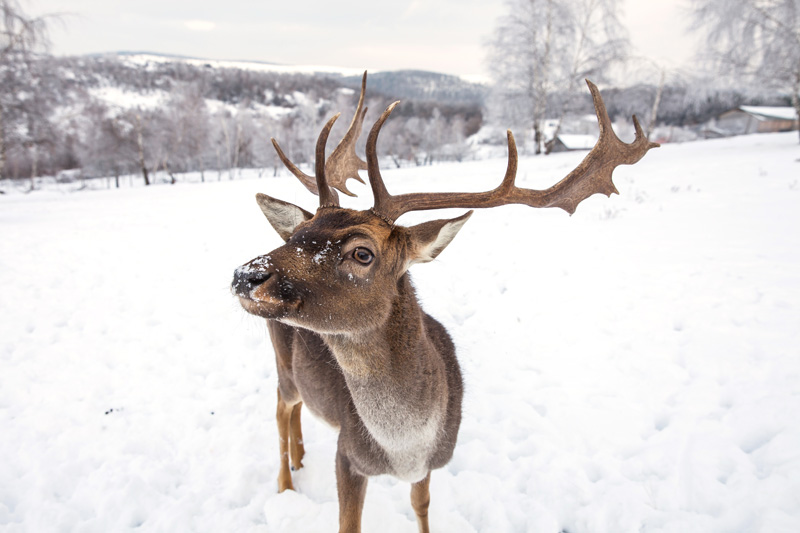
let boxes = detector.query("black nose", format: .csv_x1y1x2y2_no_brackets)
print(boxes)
231,267,272,297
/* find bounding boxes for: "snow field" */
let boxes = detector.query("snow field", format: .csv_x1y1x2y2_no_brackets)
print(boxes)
1,132,799,532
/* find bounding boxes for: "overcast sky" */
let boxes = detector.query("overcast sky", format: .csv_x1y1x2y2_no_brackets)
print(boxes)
31,0,698,78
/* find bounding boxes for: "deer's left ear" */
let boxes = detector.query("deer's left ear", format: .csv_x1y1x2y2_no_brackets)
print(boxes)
256,193,314,242
405,211,473,269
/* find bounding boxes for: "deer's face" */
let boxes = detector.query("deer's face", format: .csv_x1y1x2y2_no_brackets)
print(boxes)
232,198,470,335
234,208,399,333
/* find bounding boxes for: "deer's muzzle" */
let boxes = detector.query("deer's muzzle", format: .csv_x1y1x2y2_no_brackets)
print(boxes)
232,254,304,320
231,266,272,298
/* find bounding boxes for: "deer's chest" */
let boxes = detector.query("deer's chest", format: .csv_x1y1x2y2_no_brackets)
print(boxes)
347,378,445,483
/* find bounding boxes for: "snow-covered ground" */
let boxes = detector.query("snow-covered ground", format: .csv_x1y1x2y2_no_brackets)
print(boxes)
1,132,799,532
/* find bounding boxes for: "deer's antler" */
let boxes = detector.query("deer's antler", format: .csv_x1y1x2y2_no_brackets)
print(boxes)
367,80,660,223
271,71,369,202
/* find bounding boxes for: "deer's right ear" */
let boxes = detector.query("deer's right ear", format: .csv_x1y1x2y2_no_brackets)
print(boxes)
405,210,473,270
255,193,314,242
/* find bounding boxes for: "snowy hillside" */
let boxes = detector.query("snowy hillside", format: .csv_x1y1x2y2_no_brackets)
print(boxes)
115,53,490,98
4,53,485,182
117,52,370,78
1,133,799,532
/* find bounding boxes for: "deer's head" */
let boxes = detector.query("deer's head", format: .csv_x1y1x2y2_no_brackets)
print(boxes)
233,199,471,334
232,73,658,334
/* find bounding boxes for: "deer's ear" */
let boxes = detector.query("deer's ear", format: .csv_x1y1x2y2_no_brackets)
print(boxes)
256,193,314,242
405,211,473,269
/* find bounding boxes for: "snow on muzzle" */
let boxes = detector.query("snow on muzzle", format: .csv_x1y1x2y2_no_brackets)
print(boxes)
231,255,273,298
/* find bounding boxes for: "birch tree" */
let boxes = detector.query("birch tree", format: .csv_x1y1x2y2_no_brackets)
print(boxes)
0,0,51,181
545,0,628,153
486,0,569,154
690,0,800,142
486,0,628,154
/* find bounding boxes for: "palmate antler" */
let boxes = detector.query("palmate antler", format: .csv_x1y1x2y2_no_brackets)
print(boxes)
365,80,660,223
367,80,659,223
272,76,659,222
271,71,369,201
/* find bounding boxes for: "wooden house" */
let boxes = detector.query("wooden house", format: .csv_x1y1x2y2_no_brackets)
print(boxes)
716,106,799,135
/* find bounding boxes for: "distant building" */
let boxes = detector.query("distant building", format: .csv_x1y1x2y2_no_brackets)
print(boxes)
548,134,597,152
716,106,799,135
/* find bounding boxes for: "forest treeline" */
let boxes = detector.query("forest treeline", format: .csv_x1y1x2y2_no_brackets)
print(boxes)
0,53,791,185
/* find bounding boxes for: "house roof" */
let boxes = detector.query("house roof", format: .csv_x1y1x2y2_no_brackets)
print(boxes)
738,106,798,121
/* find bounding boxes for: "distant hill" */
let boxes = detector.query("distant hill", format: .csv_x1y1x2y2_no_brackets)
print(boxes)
1,51,486,181
341,70,488,105
108,52,489,104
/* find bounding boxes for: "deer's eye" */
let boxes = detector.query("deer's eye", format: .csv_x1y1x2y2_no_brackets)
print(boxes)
352,247,374,265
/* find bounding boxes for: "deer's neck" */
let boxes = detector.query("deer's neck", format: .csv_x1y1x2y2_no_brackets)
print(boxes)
322,274,448,481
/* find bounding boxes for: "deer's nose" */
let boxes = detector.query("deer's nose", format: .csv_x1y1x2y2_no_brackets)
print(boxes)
231,267,272,297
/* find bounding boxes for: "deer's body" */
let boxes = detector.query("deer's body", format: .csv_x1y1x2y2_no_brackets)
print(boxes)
232,73,657,532
235,206,471,532
269,275,462,483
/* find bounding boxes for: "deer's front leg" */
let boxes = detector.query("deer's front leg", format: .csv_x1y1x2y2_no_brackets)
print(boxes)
289,402,305,471
411,472,431,533
276,388,294,492
336,448,367,533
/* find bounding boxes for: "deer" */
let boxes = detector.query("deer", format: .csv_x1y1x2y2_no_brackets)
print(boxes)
231,72,658,533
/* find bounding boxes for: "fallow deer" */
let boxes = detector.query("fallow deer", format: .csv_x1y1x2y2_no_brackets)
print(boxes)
232,73,658,532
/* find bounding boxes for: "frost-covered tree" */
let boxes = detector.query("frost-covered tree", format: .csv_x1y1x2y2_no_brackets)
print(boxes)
544,0,629,153
80,104,136,186
618,58,691,141
155,84,210,181
0,0,52,182
690,0,800,142
486,0,628,154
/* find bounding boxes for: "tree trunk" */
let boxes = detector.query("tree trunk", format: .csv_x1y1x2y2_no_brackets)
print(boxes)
220,117,234,180
135,114,150,186
545,2,592,156
231,120,242,180
0,104,5,181
29,143,37,191
215,145,222,181
647,70,666,140
792,76,800,144
533,123,543,155
535,0,554,156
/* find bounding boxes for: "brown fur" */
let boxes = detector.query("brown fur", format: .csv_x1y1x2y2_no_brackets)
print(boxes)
233,207,465,532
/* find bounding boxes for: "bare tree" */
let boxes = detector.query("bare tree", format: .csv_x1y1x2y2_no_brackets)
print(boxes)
132,112,151,185
486,0,628,154
544,0,629,153
214,104,256,180
486,0,569,154
252,115,282,177
690,0,800,142
150,84,210,183
80,104,136,187
617,58,690,141
381,116,422,167
0,0,52,182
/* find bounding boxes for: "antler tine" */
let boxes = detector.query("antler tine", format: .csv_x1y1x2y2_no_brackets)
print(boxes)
366,100,401,220
498,129,518,194
316,113,341,208
326,71,369,197
270,71,370,198
271,137,318,196
547,79,660,213
366,79,659,223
